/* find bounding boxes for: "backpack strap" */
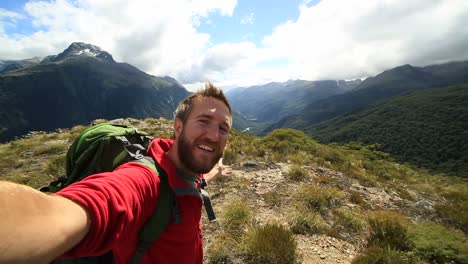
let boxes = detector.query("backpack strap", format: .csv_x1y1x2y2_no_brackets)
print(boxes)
201,189,216,222
129,160,177,264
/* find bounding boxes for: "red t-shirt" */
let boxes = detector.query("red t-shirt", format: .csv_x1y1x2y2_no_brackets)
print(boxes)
57,138,203,264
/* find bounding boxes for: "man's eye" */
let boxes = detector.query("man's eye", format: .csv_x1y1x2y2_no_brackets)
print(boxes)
220,127,228,134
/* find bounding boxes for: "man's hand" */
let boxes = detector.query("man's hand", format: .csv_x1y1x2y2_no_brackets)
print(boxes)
204,158,232,183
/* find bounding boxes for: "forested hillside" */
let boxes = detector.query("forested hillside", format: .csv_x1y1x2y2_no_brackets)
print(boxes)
309,85,468,177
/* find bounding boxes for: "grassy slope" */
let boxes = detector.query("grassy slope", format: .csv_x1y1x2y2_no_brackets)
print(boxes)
0,120,466,263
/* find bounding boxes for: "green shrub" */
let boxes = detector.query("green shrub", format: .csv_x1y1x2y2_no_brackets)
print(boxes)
367,211,412,251
332,208,365,234
207,233,239,264
242,223,299,264
408,221,468,264
286,151,311,165
290,212,327,235
352,246,419,264
295,185,345,213
363,160,409,181
258,129,318,156
322,148,347,164
221,199,253,233
287,165,309,182
434,188,468,232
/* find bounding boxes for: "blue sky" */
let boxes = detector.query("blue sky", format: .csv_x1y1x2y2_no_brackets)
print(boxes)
1,0,468,89
197,0,319,47
2,0,318,47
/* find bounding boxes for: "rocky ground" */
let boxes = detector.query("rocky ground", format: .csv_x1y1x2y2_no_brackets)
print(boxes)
202,161,442,264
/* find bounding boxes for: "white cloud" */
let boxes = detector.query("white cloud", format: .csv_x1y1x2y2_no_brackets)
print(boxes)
262,0,468,80
240,12,254,25
0,0,237,78
0,0,468,89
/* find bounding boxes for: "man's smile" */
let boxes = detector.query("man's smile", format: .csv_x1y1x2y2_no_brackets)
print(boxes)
197,144,214,152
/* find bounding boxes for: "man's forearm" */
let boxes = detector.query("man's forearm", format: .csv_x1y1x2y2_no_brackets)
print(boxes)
0,181,90,264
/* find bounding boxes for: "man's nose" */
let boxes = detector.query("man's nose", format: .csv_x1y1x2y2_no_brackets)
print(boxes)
205,126,220,142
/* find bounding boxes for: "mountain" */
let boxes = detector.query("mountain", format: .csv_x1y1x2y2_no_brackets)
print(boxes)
268,61,468,132
226,79,360,124
0,42,189,142
0,57,44,74
309,85,468,176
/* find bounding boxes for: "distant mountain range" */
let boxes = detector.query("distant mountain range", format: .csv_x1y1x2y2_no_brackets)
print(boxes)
267,61,468,132
226,79,361,123
0,42,189,142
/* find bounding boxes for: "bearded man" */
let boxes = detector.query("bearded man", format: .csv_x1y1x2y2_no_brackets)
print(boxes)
0,83,232,264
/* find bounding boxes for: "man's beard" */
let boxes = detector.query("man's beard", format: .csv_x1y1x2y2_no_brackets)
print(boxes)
177,128,222,174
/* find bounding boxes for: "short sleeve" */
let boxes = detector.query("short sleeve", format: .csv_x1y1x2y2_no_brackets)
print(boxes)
56,162,160,257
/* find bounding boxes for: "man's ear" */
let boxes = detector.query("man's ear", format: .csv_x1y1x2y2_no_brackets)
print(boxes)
174,118,183,139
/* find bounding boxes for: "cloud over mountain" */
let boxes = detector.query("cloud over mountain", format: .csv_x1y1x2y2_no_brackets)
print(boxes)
1,0,467,88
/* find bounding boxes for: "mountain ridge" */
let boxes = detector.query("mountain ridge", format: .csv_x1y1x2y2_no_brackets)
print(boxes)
266,60,468,132
0,42,189,142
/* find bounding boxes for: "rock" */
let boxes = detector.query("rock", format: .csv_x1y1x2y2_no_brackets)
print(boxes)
242,160,259,167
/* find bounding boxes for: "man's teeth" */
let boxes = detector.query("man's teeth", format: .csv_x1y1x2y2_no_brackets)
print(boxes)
198,145,214,152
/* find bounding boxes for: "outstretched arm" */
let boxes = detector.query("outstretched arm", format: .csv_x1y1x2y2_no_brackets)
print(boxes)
0,181,90,264
204,158,233,183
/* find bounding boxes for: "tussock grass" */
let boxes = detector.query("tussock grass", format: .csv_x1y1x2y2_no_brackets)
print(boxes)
331,208,365,235
287,165,309,182
241,223,299,264
45,155,66,176
206,233,240,264
0,144,24,170
3,170,50,188
352,246,419,264
221,199,253,234
433,184,468,232
408,220,468,264
290,211,327,235
295,185,345,213
33,140,69,155
286,151,311,165
367,211,412,251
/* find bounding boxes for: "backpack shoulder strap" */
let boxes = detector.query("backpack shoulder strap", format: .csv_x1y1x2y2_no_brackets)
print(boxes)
129,159,176,264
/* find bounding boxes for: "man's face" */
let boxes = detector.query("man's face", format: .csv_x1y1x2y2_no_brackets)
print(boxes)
175,97,232,174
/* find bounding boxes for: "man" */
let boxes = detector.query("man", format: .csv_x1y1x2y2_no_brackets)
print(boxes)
0,83,232,264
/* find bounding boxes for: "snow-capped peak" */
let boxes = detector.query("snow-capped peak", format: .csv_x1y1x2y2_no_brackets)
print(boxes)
52,42,114,62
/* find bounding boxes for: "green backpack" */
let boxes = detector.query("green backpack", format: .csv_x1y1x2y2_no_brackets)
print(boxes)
40,123,177,264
